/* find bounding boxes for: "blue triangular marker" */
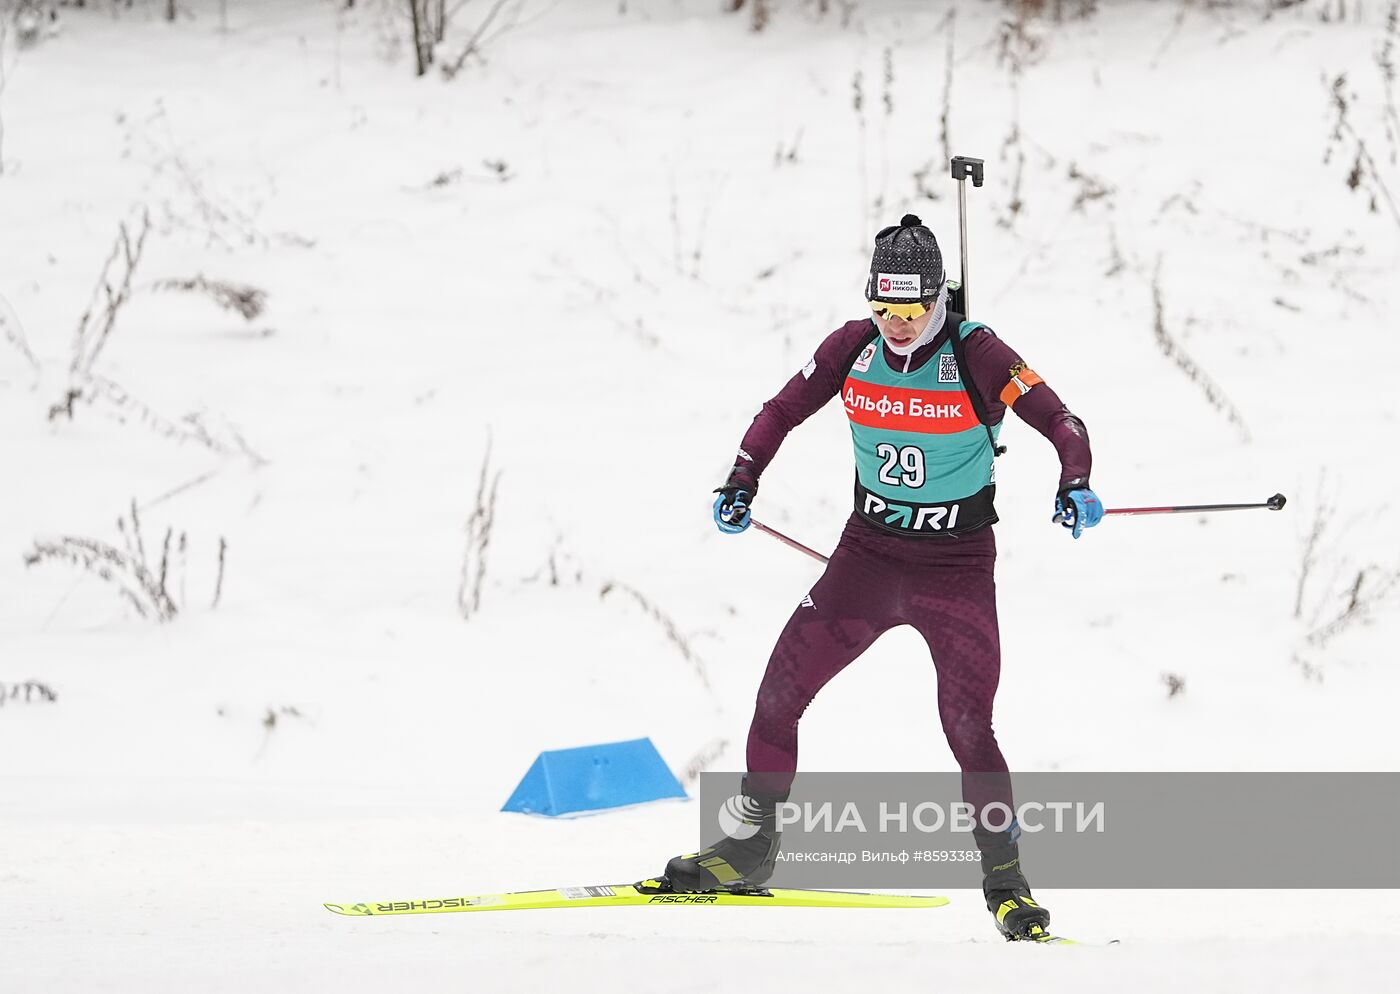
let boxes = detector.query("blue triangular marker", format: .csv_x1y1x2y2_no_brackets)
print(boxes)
502,737,687,816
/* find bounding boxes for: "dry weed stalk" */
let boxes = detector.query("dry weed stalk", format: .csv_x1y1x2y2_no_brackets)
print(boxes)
679,737,731,786
43,215,266,465
150,275,267,321
458,440,502,620
441,0,517,79
49,211,150,420
1324,72,1400,229
939,7,956,167
1306,564,1400,648
0,681,58,706
0,292,40,378
1291,477,1400,676
599,580,711,691
23,500,227,622
1150,258,1250,442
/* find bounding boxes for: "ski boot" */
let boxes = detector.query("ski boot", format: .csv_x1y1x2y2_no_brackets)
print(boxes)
988,885,1051,940
659,781,784,894
982,849,1051,940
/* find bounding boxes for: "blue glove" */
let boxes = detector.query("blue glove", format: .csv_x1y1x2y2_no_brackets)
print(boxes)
713,488,752,533
1053,479,1103,539
713,468,756,534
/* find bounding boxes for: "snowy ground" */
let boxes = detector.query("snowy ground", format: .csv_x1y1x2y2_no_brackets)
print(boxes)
2,1,1398,990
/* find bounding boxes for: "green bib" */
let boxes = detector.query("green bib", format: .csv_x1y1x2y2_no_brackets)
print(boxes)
842,321,1000,536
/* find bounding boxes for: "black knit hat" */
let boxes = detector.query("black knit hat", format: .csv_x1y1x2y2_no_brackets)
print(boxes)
865,214,944,303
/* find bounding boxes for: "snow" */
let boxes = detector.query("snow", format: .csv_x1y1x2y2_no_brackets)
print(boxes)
2,0,1398,989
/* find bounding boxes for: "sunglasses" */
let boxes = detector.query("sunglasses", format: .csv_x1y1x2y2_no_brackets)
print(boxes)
869,298,935,320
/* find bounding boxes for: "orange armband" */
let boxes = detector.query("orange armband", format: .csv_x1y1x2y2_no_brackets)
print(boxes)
999,362,1044,407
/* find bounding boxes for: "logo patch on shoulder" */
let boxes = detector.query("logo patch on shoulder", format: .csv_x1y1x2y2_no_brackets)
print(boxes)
852,343,877,373
938,353,960,383
802,358,817,379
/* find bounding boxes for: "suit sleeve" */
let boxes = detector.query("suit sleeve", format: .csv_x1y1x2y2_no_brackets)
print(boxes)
728,321,874,489
963,328,1093,488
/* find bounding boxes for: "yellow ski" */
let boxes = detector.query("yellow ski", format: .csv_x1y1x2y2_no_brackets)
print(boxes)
325,879,949,916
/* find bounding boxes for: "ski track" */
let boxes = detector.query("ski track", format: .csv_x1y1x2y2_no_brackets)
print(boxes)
2,1,1398,990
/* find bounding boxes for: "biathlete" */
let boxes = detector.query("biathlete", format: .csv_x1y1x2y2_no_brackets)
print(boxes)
659,214,1103,939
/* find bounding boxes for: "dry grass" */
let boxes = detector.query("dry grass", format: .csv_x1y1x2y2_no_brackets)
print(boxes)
599,579,711,692
23,500,227,623
0,681,58,706
49,210,150,421
458,438,502,620
1150,257,1251,442
0,292,38,378
679,737,731,787
150,275,267,321
1291,476,1400,677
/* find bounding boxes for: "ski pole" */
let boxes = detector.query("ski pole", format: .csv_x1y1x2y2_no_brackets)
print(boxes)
756,495,1284,560
751,518,830,565
950,155,985,318
1102,493,1287,518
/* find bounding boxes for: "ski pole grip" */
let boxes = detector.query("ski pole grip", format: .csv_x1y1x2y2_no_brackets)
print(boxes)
951,155,985,188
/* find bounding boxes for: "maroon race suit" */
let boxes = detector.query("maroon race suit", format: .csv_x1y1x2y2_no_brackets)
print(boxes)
735,315,1092,834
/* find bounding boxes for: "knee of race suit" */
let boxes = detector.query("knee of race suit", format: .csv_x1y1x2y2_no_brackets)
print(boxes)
942,709,1001,767
752,680,816,730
